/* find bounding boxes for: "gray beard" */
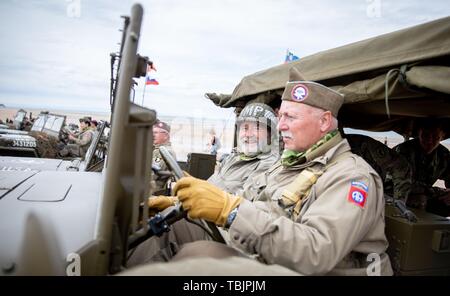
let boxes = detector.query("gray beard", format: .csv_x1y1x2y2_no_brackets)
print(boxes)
237,139,270,157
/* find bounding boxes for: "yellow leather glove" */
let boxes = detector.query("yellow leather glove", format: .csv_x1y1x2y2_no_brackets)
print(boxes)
174,176,242,226
147,195,178,216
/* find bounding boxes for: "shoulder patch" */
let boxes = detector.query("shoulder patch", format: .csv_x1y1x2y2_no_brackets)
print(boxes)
347,181,368,208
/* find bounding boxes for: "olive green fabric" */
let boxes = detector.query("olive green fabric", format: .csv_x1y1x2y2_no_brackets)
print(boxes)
239,153,258,161
281,68,344,117
226,17,450,104
281,129,339,167
208,149,279,195
205,17,450,134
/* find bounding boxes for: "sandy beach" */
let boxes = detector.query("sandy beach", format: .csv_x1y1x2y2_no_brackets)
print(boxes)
0,107,236,161
1,107,448,161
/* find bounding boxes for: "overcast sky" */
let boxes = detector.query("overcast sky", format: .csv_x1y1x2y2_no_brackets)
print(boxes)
0,0,449,119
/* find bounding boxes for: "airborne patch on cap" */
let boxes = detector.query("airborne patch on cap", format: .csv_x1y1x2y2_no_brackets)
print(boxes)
291,84,309,102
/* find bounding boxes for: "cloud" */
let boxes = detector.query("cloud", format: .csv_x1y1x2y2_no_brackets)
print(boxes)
0,0,449,119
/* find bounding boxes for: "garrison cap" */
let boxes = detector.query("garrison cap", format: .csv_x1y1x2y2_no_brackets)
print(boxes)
281,68,344,117
79,116,92,123
154,120,170,133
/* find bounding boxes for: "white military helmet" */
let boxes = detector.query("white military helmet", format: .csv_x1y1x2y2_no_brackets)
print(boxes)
237,102,278,128
236,102,279,156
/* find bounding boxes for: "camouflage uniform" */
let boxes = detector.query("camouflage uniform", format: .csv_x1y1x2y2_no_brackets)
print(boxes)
394,138,450,216
346,134,412,202
152,142,177,194
207,149,279,195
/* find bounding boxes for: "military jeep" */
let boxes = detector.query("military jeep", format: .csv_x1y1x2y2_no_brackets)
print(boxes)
1,4,449,276
206,16,450,275
0,112,66,158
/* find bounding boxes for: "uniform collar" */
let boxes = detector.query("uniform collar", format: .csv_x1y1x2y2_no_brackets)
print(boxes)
238,148,277,161
281,130,341,167
154,142,171,149
283,136,351,169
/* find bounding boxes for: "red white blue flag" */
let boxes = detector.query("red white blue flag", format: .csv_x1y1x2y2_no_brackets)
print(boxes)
145,64,159,85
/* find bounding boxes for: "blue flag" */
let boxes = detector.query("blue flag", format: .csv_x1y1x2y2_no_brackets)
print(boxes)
284,50,299,63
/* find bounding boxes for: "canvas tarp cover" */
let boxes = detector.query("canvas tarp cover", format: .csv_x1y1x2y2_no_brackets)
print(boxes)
207,17,450,133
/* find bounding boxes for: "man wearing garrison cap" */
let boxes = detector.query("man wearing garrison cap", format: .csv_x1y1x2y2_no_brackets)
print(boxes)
128,68,393,276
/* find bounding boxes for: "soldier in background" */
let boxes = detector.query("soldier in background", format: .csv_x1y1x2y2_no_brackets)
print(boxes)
345,134,416,222
206,128,221,156
59,116,94,158
394,118,450,217
152,120,177,194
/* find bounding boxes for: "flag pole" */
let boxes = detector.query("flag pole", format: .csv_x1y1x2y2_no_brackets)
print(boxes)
142,82,147,106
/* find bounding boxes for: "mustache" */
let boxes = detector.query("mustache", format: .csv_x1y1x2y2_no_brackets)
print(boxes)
281,131,293,139
239,136,258,144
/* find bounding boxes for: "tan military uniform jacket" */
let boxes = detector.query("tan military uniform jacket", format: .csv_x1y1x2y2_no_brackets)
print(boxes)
207,150,279,195
152,143,177,193
228,138,393,276
72,128,94,157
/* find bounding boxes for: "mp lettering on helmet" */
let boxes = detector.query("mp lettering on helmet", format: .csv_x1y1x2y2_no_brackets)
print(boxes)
291,84,308,102
253,105,264,116
347,181,368,208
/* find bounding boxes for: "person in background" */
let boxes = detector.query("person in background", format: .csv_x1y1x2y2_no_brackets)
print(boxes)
151,120,177,194
345,133,416,222
394,118,450,217
207,128,221,156
58,116,94,158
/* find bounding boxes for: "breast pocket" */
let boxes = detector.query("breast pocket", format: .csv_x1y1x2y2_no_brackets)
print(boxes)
296,185,317,220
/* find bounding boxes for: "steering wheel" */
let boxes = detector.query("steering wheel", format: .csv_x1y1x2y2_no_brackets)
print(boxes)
158,146,226,243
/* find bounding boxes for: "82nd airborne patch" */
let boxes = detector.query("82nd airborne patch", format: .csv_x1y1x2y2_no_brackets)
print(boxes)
347,181,368,208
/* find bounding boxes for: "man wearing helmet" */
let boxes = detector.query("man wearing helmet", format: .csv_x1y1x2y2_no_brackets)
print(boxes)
154,68,393,275
128,103,279,266
207,102,280,196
